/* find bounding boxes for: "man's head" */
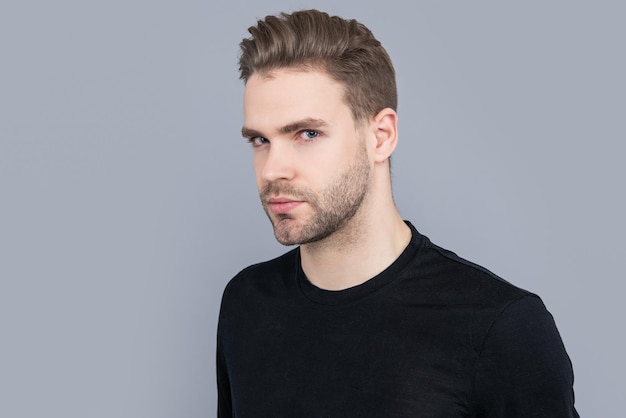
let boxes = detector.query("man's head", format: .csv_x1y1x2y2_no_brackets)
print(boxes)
238,9,397,124
240,10,399,247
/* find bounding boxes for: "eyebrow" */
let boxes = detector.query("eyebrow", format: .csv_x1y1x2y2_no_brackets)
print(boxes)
241,118,328,138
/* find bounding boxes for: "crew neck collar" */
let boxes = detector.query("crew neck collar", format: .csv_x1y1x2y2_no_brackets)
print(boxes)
296,221,424,306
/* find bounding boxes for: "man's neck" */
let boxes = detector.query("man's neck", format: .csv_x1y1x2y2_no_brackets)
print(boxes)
299,209,411,291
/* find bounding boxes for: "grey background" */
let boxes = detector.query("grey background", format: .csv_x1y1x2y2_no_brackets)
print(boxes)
1,0,623,417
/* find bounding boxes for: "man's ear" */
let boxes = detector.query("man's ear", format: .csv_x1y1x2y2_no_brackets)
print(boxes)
370,108,398,163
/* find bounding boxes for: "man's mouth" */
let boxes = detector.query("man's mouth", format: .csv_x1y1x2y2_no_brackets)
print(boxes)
267,197,305,214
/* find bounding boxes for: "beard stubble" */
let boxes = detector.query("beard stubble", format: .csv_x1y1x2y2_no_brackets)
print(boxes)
260,144,371,246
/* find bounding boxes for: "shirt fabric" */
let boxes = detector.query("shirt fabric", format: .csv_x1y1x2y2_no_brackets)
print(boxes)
217,221,579,417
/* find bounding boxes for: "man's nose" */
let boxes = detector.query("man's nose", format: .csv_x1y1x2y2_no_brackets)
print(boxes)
258,142,296,183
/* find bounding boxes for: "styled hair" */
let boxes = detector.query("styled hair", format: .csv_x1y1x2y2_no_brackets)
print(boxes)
238,9,397,123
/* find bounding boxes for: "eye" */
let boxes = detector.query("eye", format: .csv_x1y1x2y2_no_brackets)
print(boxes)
298,130,319,141
247,137,269,147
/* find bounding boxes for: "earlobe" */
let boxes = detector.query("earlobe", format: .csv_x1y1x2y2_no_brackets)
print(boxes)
372,108,398,163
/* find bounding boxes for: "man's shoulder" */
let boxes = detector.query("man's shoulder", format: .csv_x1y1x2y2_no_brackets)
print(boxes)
409,231,556,356
411,230,535,307
222,248,299,300
232,247,299,279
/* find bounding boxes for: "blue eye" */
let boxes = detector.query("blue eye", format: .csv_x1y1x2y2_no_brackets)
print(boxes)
301,130,319,140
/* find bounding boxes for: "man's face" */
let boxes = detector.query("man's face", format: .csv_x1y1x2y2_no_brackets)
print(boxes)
242,69,372,246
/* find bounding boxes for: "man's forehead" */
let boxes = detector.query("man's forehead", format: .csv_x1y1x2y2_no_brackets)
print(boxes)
244,68,344,98
243,72,351,128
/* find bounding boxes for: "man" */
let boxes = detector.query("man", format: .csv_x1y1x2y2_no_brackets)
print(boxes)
217,9,578,417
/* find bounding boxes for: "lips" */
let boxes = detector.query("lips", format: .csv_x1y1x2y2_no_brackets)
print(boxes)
267,197,304,214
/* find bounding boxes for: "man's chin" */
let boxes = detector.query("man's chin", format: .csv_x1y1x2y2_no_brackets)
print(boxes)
272,218,304,246
272,222,334,247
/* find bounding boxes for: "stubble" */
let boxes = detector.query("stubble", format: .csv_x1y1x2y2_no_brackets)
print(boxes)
260,144,371,246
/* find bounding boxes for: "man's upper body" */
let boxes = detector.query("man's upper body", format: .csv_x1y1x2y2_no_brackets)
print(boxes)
218,223,578,417
218,9,578,417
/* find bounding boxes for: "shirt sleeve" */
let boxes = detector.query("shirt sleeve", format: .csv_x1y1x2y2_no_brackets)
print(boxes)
470,295,579,417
